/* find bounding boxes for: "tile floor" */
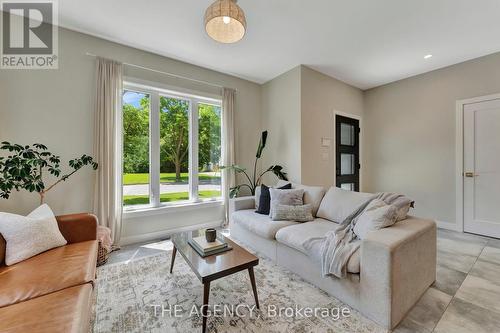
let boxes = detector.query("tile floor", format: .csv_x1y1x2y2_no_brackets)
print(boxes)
107,229,500,333
396,229,500,333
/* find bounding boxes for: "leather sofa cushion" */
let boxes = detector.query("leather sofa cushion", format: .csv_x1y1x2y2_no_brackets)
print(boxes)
276,219,360,273
0,240,97,308
56,213,97,244
232,209,298,239
0,284,93,333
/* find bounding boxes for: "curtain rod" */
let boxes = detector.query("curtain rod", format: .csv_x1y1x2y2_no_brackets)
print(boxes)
85,52,236,92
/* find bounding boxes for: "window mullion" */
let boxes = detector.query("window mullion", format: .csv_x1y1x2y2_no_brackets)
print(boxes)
150,92,161,207
189,99,199,202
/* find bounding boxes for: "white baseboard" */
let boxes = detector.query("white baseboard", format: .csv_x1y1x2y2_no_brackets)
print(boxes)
120,220,223,246
436,220,460,232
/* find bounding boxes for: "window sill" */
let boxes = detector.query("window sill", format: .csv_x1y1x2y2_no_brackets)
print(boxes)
122,199,224,219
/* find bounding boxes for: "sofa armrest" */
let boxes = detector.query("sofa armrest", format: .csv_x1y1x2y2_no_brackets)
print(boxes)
229,196,255,215
56,213,98,244
359,216,437,329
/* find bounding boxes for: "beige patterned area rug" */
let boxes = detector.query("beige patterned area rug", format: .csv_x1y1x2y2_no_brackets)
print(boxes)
93,246,385,333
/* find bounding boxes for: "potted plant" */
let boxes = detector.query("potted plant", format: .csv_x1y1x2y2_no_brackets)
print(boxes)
0,142,98,204
222,131,288,198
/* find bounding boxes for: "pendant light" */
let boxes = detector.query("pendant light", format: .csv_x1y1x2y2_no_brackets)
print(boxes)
204,0,247,43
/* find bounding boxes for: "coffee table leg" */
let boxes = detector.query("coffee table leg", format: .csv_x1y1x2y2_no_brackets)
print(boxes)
248,267,260,309
170,245,177,274
202,282,210,333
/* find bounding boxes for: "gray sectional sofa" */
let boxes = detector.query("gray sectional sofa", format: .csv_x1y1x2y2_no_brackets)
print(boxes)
228,183,437,330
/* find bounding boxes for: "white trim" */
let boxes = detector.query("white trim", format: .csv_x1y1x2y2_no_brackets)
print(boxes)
124,77,222,102
123,200,223,219
333,110,363,191
189,100,199,201
455,100,464,233
436,220,460,232
150,92,161,207
455,93,500,233
120,220,223,246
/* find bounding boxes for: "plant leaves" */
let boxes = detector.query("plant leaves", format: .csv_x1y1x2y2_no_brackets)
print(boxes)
220,165,246,173
0,142,98,200
270,165,288,180
229,185,241,198
255,130,268,158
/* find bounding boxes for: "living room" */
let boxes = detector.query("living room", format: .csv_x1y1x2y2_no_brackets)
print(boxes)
1,1,500,332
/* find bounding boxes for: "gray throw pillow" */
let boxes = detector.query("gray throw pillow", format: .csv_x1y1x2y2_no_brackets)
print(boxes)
272,204,314,222
269,188,304,219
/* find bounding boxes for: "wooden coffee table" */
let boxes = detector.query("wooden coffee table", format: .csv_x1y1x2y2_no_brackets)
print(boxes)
170,230,259,333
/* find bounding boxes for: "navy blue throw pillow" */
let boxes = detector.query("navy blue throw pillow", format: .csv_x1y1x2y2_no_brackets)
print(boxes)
255,183,292,215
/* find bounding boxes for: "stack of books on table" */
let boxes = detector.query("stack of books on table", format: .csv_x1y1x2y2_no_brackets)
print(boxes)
188,236,232,257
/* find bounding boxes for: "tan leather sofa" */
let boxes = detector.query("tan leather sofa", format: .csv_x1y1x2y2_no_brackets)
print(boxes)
0,213,98,333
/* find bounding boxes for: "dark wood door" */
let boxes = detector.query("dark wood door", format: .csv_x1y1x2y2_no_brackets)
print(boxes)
335,115,360,191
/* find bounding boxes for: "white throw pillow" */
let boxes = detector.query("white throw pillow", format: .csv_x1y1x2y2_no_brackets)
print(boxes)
276,180,326,217
0,204,67,266
353,199,398,239
269,188,304,219
316,187,374,223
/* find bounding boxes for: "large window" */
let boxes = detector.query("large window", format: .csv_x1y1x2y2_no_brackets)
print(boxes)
122,91,150,206
198,103,222,199
122,83,222,209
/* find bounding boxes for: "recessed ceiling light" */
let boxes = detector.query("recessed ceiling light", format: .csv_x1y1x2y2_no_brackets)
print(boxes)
424,54,433,59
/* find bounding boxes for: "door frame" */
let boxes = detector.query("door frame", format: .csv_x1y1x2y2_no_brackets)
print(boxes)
455,93,500,233
333,110,363,191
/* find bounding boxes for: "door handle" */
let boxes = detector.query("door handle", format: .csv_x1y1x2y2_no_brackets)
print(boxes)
464,172,475,178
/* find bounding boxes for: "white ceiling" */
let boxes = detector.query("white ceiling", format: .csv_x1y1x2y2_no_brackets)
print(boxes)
59,0,500,89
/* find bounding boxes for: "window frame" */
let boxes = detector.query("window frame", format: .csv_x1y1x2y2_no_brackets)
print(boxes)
122,80,223,212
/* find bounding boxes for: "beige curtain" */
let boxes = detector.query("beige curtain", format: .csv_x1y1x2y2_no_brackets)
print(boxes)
92,57,123,246
222,88,236,225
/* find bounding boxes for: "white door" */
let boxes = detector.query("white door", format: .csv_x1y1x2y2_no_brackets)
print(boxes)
463,98,500,238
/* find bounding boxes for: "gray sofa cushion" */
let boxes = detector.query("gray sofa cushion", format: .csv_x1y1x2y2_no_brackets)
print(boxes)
275,219,360,273
316,187,373,223
231,209,298,239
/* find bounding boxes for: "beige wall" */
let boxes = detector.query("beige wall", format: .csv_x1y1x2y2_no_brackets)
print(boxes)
301,66,364,188
3,21,500,237
260,65,364,188
0,27,261,243
261,66,302,184
363,52,500,227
